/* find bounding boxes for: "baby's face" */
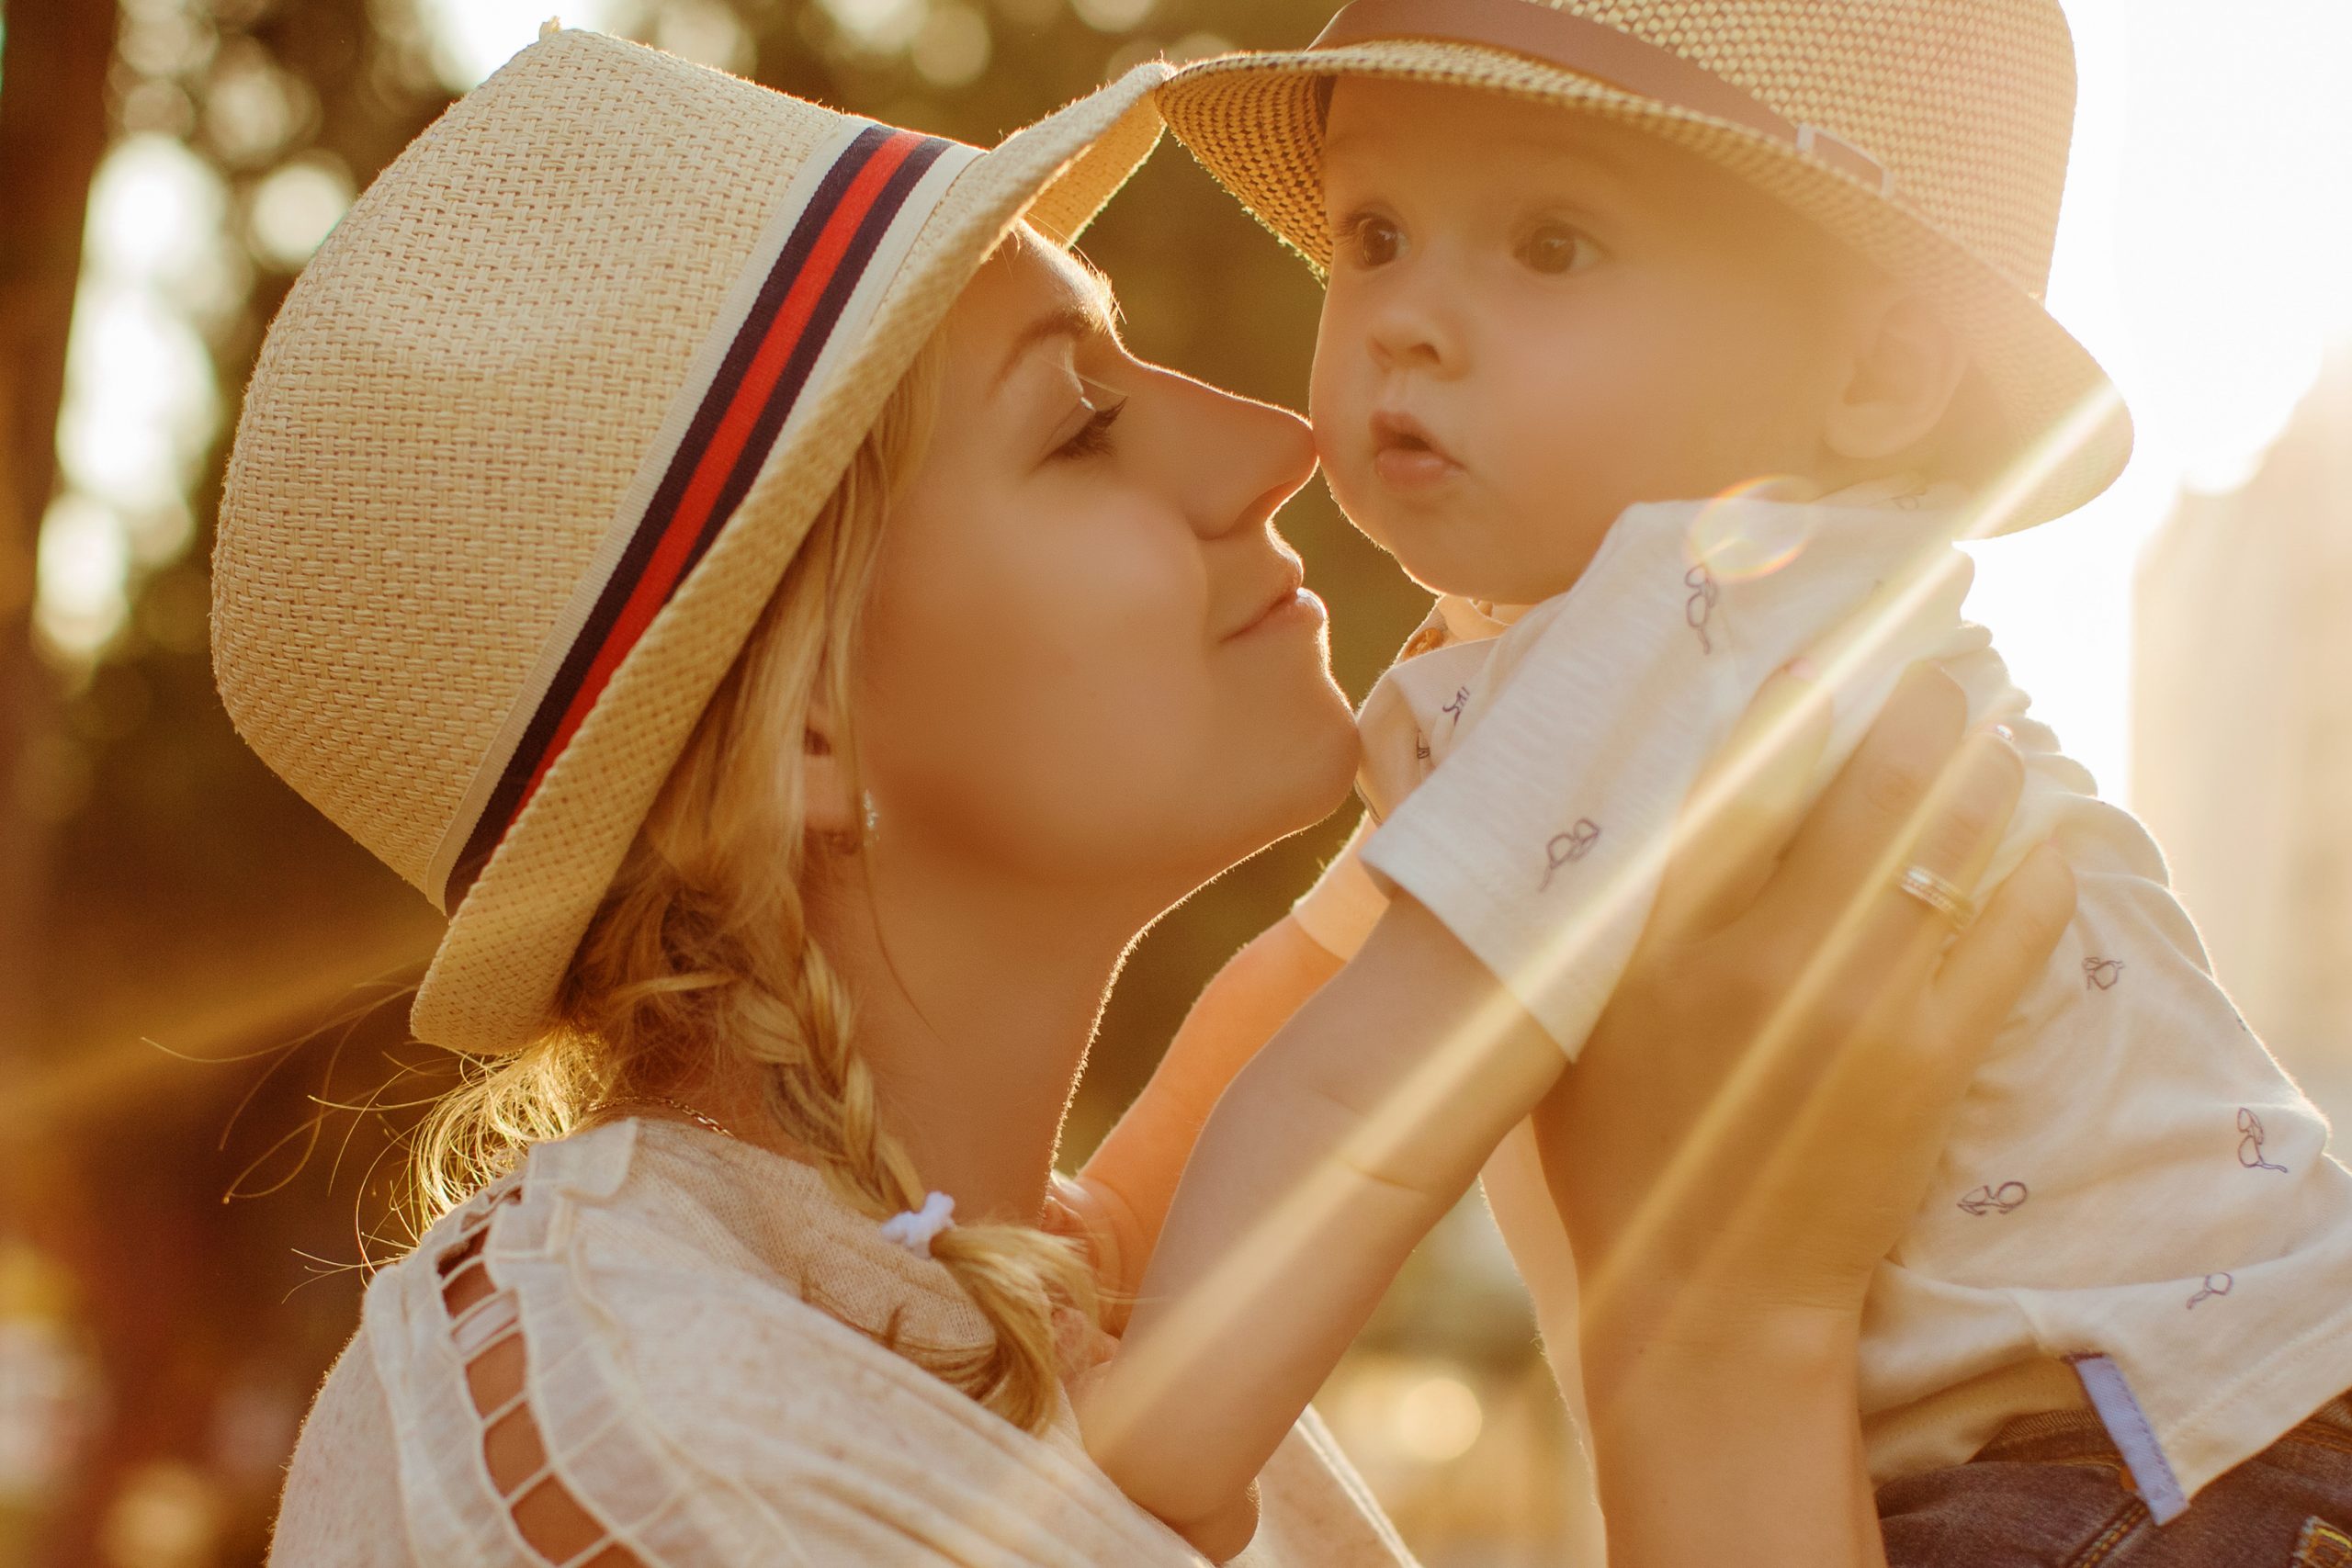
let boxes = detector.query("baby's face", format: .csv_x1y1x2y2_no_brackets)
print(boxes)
1312,78,1864,604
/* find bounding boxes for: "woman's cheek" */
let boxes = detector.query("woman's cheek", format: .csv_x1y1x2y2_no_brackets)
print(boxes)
984,570,1218,860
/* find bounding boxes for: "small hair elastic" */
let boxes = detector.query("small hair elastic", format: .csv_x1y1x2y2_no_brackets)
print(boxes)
879,1191,956,1256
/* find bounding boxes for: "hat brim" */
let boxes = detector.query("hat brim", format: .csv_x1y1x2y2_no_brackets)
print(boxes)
412,63,1172,1055
1156,42,2131,534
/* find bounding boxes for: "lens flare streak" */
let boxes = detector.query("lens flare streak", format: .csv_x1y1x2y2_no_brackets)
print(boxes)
1090,384,2128,1450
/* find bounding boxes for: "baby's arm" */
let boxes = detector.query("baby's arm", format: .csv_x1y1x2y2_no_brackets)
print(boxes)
1070,819,1388,1319
1076,891,1561,1553
1069,912,1346,1325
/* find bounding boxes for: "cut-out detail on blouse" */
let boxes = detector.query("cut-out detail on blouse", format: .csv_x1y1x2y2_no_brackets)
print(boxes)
437,1190,648,1568
273,1120,1414,1565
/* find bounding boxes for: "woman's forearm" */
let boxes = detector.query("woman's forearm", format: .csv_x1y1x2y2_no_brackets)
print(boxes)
1584,1303,1887,1568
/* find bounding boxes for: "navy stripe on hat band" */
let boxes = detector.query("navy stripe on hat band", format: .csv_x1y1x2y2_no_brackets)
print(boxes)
441,126,955,911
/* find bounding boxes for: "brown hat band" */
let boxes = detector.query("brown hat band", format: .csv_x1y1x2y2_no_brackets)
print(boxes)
1311,0,1896,197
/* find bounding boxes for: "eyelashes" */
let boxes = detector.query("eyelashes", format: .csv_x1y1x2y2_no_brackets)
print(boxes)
1053,375,1128,460
1331,207,1402,268
1056,399,1124,459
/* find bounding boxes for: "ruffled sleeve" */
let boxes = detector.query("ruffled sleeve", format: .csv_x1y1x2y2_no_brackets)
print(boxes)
324,1120,1416,1567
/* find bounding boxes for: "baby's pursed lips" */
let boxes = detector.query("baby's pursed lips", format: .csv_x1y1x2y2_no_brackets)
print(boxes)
1370,409,1459,468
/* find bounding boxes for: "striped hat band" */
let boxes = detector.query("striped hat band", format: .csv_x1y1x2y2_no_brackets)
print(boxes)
425,120,982,912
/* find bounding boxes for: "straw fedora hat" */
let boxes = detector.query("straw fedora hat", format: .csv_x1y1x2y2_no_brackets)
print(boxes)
1157,0,2131,531
212,29,1172,1055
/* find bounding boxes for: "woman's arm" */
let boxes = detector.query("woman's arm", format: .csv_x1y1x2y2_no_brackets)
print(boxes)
1555,664,2075,1567
1584,1307,1886,1563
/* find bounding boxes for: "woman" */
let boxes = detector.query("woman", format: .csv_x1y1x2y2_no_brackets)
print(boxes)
225,34,2066,1567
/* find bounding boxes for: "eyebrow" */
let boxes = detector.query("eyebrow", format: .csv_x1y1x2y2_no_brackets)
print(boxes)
992,297,1116,393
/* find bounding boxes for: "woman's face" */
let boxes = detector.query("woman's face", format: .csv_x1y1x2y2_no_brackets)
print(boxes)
854,231,1358,907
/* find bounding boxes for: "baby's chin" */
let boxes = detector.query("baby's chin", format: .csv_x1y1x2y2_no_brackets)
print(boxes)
1340,490,1590,606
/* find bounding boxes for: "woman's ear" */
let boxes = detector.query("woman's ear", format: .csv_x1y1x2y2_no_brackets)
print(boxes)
799,699,860,842
1824,291,1972,465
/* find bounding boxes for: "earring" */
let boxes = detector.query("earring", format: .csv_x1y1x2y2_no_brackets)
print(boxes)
862,790,879,840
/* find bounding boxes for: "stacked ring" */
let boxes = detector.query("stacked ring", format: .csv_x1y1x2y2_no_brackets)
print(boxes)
1896,864,1977,929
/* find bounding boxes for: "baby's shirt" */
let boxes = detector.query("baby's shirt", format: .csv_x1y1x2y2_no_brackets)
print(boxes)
1298,480,2352,1526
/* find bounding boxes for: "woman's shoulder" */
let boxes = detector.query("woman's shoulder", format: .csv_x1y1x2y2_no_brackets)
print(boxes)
361,1116,941,1425
1247,1407,1422,1568
363,1116,944,1310
267,1325,413,1566
313,1120,1421,1565
261,1122,854,1565
336,1119,869,1563
334,1119,1164,1563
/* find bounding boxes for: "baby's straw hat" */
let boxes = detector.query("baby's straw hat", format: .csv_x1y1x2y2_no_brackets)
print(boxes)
1158,0,2131,531
211,30,1171,1055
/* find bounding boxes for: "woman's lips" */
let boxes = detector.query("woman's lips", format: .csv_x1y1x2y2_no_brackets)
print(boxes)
1225,564,1327,641
1243,585,1327,638
1369,411,1463,491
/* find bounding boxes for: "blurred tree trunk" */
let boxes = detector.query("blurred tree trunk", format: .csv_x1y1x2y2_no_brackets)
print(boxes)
0,0,116,1061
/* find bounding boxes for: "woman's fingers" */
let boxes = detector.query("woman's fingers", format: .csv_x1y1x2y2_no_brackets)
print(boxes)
1929,842,2075,1051
1822,723,2026,998
1752,663,1969,946
1650,664,1833,939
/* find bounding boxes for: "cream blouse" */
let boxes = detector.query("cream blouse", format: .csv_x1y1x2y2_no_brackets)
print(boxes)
267,1116,1416,1566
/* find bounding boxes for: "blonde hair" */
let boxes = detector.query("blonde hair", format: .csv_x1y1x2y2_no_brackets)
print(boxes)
409,331,1096,1433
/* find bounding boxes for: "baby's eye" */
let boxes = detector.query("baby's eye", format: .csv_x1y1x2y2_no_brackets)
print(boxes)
1337,211,1404,269
1517,220,1599,276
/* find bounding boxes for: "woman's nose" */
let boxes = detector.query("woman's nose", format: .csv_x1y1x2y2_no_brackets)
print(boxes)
1161,374,1318,541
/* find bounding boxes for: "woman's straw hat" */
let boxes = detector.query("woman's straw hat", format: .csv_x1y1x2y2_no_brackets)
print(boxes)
1158,0,2131,531
212,30,1171,1055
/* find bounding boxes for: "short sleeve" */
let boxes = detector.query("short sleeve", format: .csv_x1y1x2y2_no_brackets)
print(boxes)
1358,519,1739,1056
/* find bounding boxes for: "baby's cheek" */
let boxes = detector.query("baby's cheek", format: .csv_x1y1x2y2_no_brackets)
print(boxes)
1482,385,1627,581
1319,450,1391,558
1306,360,1367,493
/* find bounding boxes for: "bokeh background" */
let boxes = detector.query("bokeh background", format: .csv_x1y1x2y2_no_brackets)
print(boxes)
1,1,2346,1563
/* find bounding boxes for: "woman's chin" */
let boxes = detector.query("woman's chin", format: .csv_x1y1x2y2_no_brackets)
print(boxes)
1264,690,1365,834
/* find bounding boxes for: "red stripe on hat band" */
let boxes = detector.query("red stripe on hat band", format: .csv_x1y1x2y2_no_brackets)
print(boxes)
512,130,926,820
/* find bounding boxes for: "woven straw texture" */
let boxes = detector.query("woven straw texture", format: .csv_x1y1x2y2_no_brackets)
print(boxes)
1156,0,2132,529
213,30,1171,1054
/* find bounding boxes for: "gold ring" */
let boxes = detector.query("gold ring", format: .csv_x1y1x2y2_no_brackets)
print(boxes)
1896,863,1976,929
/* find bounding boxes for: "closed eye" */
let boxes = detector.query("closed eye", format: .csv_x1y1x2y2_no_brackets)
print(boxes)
1052,378,1127,460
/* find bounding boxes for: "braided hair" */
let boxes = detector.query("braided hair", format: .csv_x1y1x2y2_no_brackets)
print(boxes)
412,326,1096,1431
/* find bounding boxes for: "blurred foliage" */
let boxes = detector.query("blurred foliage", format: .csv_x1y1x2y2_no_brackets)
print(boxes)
0,2,1532,1563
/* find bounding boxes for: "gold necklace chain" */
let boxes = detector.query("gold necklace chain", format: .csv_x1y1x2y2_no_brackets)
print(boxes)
582,1092,737,1140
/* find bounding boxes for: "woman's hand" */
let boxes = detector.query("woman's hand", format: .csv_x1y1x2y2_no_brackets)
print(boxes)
1544,661,2069,1338
1537,662,2075,1566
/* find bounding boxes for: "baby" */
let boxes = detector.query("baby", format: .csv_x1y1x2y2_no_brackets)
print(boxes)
1078,1,2352,1560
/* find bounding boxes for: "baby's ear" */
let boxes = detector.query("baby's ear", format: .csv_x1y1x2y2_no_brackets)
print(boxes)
1823,290,1971,465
